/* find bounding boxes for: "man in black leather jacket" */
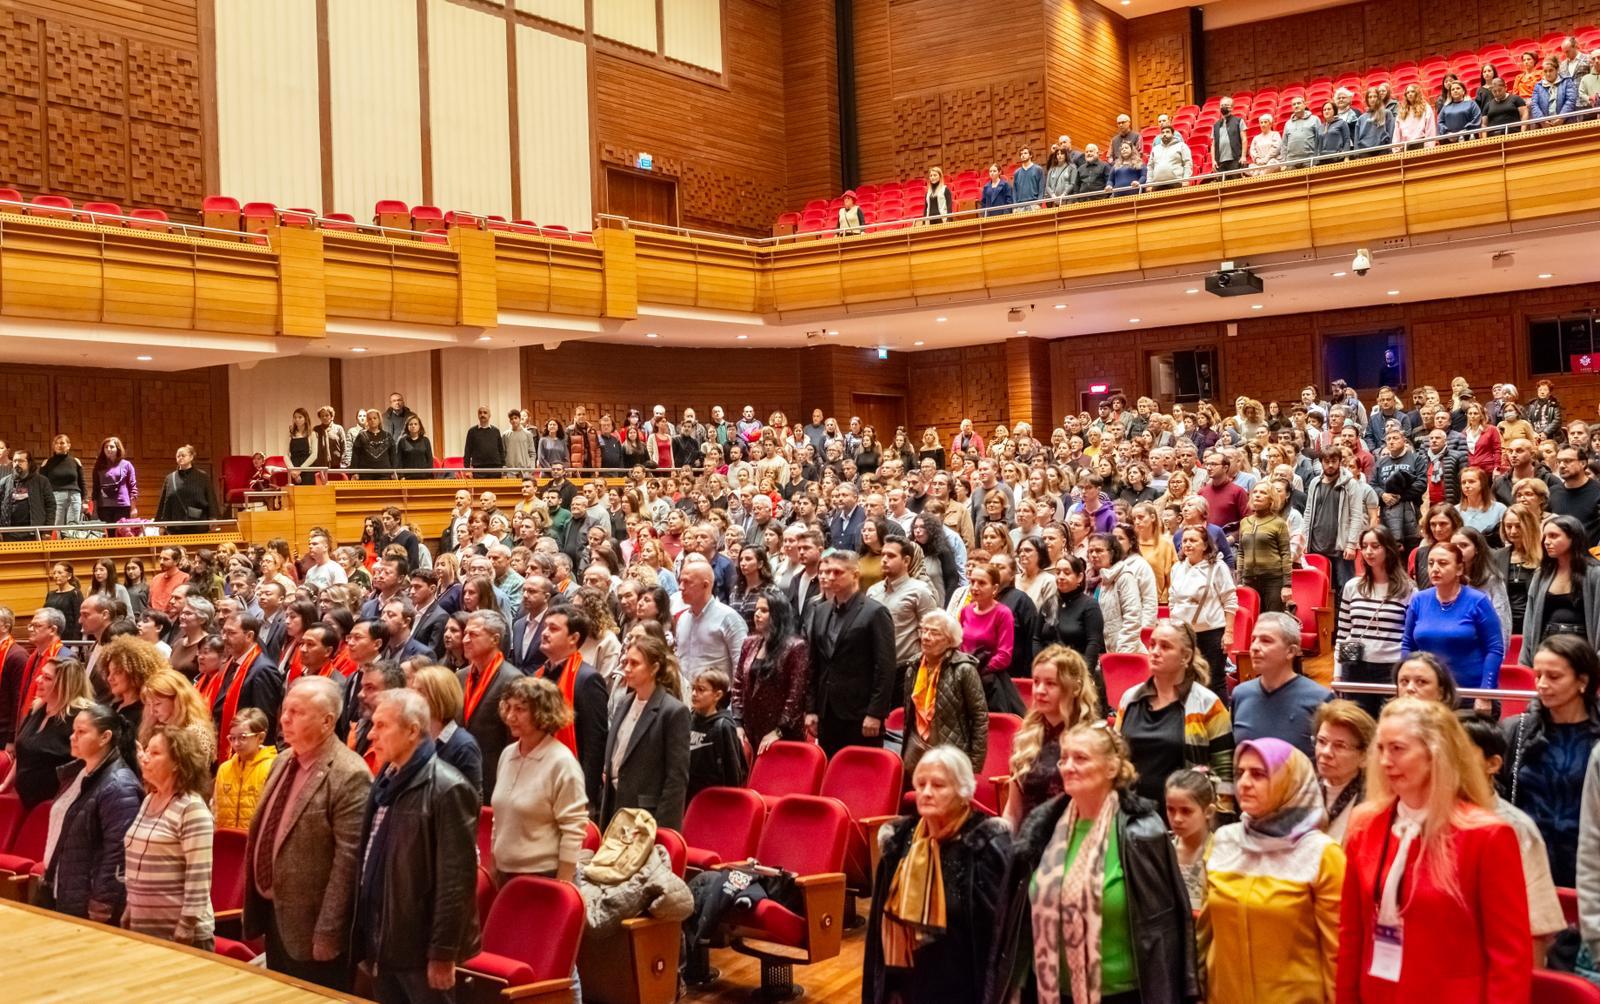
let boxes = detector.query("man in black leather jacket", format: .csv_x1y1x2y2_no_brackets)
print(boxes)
352,689,480,1002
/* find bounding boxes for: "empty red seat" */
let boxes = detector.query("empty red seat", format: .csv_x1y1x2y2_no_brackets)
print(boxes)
280,207,316,227
475,865,497,928
0,794,25,851
210,827,249,925
214,937,258,963
655,827,687,877
28,195,73,219
1291,566,1332,654
0,799,50,875
202,194,241,232
978,713,1023,812
240,202,277,235
1499,664,1536,718
819,746,902,891
459,876,582,1001
321,212,357,231
128,208,170,230
1533,970,1600,1004
443,209,481,229
80,201,122,220
1101,652,1151,711
747,740,826,808
0,188,22,206
410,205,445,231
726,795,850,998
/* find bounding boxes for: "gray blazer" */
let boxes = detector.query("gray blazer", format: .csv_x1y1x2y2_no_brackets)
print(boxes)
600,686,690,830
1518,563,1600,666
242,735,373,960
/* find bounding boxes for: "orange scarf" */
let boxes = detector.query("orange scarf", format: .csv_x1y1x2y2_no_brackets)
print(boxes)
19,638,59,720
330,643,358,677
462,652,504,724
213,644,261,761
535,651,583,756
910,656,941,740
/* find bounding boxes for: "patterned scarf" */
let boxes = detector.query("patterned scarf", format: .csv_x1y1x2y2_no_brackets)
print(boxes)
1031,793,1118,1004
910,656,941,740
880,810,967,967
1235,738,1327,853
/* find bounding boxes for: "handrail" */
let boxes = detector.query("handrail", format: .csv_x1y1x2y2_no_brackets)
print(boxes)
0,198,269,245
284,465,646,478
1330,680,1535,701
599,108,1599,247
1,519,239,541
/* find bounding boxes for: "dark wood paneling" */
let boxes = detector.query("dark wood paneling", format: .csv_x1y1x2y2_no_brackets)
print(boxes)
593,0,788,233
1203,0,1600,97
780,0,840,204
1044,0,1130,158
1127,9,1193,129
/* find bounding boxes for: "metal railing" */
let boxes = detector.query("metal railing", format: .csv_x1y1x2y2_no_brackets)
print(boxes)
0,519,239,541
1330,680,1535,702
599,108,1600,247
0,197,272,246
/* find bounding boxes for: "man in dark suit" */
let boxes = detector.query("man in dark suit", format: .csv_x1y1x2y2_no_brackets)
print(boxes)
456,610,523,794
827,482,866,552
256,581,289,661
379,597,432,663
510,575,553,670
216,614,285,751
408,569,448,657
804,550,896,756
534,605,610,812
243,675,371,990
784,528,824,631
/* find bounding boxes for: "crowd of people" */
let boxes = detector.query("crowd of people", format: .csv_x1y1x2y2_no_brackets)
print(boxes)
6,372,1600,1002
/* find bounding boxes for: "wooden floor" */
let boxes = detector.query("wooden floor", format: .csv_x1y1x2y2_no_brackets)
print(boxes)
683,906,869,1003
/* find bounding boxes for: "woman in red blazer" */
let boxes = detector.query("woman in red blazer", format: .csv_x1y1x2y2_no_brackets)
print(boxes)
1463,400,1503,474
1335,697,1531,1004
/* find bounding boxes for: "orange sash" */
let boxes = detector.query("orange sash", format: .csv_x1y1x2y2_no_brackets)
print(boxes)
462,652,504,725
330,644,358,677
535,651,582,756
213,644,261,761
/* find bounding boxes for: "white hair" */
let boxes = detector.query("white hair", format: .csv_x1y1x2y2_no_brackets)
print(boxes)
375,688,430,734
289,674,344,718
916,745,977,801
920,609,963,648
1334,87,1352,100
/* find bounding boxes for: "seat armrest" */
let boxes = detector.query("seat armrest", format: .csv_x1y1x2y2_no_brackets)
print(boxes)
796,872,847,961
504,976,576,1002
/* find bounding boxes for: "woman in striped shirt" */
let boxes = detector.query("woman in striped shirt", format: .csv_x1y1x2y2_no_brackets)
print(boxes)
1334,526,1415,718
123,724,214,949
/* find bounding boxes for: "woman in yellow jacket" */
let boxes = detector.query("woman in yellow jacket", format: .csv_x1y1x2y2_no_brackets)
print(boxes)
1202,736,1344,1003
212,707,278,830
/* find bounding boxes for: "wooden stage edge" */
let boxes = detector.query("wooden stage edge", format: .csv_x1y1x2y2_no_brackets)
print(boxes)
0,899,366,1003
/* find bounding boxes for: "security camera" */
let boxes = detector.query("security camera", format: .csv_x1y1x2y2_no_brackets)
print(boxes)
1352,248,1372,276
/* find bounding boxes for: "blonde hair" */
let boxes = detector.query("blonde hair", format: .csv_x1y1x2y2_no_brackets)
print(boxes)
140,667,215,750
1503,502,1544,565
411,666,464,724
1063,723,1138,791
1010,646,1101,779
1152,620,1211,689
1357,697,1497,901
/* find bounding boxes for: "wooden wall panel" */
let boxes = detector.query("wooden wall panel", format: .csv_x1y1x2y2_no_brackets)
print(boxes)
781,0,840,203
1044,0,1130,163
908,343,1009,445
594,0,787,233
0,4,203,215
1204,0,1600,97
1126,9,1193,130
0,362,227,476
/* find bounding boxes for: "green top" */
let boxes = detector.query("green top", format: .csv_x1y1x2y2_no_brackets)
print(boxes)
1031,818,1138,995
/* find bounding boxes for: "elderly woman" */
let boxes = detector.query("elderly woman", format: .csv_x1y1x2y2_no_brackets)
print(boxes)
491,676,589,884
37,703,143,922
992,724,1198,1004
124,724,215,948
1203,737,1346,1004
1312,700,1376,842
864,746,1011,1004
1003,646,1100,831
902,610,988,779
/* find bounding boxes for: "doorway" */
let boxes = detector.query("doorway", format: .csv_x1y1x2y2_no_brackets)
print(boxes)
604,165,679,227
850,393,907,442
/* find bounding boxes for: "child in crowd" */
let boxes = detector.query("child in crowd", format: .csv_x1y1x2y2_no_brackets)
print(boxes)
1166,767,1217,911
687,670,747,799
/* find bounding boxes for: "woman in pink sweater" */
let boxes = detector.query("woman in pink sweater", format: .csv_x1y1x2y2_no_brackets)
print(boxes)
958,562,1014,675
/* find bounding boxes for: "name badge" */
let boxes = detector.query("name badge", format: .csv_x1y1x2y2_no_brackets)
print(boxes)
1369,922,1403,982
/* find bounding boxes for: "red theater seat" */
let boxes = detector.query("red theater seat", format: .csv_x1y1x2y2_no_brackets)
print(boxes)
819,746,902,893
459,876,582,1002
28,195,73,219
682,785,764,871
202,195,241,232
1499,664,1536,717
747,739,826,809
1533,970,1600,1004
128,208,170,231
210,827,249,926
80,201,123,221
1101,652,1151,710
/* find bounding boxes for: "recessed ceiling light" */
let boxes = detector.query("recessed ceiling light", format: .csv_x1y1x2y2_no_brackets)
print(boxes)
1016,329,1028,336
825,330,839,337
913,340,925,346
1386,290,1400,296
136,355,153,361
1251,304,1264,310
351,346,368,353
1121,0,1130,5
935,316,947,323
1128,318,1141,324
478,334,491,341
1331,271,1347,278
645,332,658,339
1185,288,1199,295
1539,273,1554,279
736,334,748,340
1054,303,1066,310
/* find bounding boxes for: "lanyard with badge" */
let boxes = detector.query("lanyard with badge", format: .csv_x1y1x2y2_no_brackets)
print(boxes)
1369,806,1409,982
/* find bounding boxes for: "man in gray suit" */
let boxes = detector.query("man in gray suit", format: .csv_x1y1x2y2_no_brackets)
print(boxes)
244,675,372,990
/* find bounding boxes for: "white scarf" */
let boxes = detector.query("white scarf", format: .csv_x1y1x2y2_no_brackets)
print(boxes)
1378,801,1426,926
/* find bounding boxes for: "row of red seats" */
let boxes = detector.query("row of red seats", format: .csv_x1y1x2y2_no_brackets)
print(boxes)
219,453,486,507
778,24,1600,232
201,196,593,245
0,189,172,229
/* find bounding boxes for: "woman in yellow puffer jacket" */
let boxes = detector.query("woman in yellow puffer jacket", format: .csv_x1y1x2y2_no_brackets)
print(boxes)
212,707,278,830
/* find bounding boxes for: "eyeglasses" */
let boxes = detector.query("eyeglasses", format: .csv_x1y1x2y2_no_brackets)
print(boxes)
1314,736,1360,755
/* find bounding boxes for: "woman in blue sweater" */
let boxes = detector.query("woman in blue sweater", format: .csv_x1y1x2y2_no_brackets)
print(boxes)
1437,80,1483,139
1108,140,1146,194
1402,540,1504,714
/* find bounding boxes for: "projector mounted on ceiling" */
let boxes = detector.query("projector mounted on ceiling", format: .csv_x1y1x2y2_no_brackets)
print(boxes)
1206,261,1264,298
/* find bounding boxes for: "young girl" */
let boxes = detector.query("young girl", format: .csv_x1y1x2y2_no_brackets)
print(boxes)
1166,768,1217,911
686,669,747,799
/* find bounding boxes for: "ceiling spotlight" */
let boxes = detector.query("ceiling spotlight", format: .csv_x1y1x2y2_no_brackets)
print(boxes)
1331,271,1347,278
478,334,491,341
1185,288,1200,295
1539,273,1555,279
825,330,839,337
1385,290,1400,296
935,316,947,323
1129,318,1141,324
645,332,658,339
1251,304,1264,310
913,340,925,346
136,355,153,361
351,346,368,353
736,334,748,340
1053,303,1066,310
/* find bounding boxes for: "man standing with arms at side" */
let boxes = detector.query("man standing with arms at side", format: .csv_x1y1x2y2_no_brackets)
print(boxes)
1302,447,1366,618
463,405,505,479
244,675,372,991
865,537,937,709
352,689,480,1003
1550,445,1600,543
805,550,896,756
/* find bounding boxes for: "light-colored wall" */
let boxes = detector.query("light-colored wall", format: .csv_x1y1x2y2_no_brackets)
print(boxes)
663,0,723,73
213,0,323,207
516,0,585,30
440,347,523,458
227,356,333,457
594,0,657,51
342,352,435,435
516,26,593,229
328,0,425,217
428,0,514,216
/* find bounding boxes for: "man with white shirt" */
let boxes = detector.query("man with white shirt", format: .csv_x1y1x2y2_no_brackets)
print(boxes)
302,531,346,590
886,487,916,533
865,537,937,706
674,557,747,693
